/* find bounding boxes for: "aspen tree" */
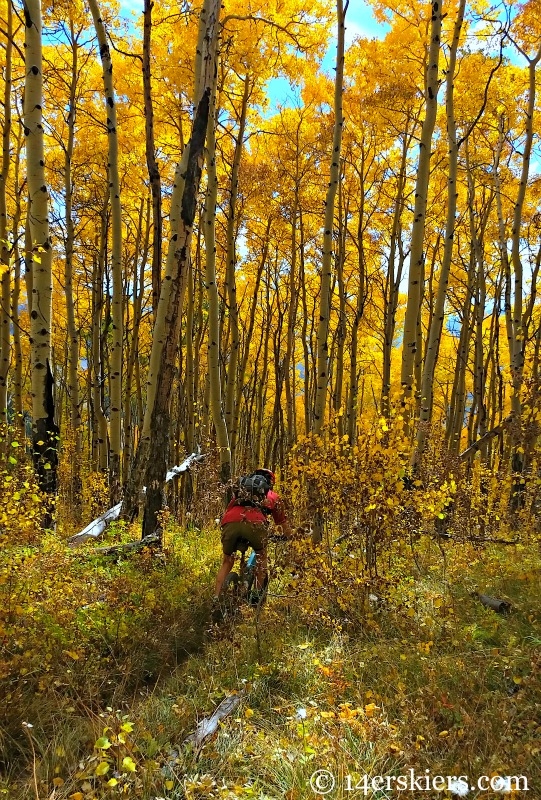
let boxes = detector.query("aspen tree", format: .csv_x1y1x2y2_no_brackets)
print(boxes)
193,240,206,443
204,55,231,484
24,0,58,500
466,157,493,451
285,186,299,448
299,208,312,433
446,256,474,452
142,0,222,537
11,141,24,437
121,0,210,520
381,134,409,419
253,280,271,466
123,196,150,479
63,18,82,493
233,221,269,458
493,117,514,373
0,0,12,423
346,145,371,440
143,0,162,318
507,38,541,477
91,205,109,472
185,255,196,456
313,0,348,433
413,0,464,465
400,0,442,424
88,0,123,500
333,178,349,439
224,74,250,471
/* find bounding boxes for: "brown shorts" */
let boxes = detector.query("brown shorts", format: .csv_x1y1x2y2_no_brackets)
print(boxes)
221,520,268,556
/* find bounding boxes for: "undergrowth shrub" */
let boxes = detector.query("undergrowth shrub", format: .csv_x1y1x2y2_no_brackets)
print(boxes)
0,523,216,772
280,417,541,628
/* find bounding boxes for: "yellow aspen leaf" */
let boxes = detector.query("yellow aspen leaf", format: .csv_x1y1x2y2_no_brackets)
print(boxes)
122,756,136,772
94,737,111,749
107,778,118,787
95,762,109,776
244,708,254,718
165,780,174,789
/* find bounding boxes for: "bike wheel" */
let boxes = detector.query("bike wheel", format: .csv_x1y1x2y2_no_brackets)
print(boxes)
224,571,240,591
216,572,241,622
243,565,256,594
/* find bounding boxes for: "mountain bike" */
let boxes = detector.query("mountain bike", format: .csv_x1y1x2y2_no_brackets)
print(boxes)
212,534,286,623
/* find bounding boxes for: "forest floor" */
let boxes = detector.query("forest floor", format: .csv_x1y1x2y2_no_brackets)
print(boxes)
1,523,540,799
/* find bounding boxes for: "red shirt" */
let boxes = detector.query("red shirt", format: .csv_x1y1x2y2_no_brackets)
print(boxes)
220,489,287,527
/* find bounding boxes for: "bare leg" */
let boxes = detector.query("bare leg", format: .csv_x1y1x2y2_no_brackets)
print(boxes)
214,553,235,597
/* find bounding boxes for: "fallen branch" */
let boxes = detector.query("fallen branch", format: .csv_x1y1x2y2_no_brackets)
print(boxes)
67,502,122,547
183,691,245,750
68,452,205,546
92,531,161,558
459,415,513,460
470,536,520,546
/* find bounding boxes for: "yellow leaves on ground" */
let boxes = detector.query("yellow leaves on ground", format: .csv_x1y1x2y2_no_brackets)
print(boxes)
121,756,136,773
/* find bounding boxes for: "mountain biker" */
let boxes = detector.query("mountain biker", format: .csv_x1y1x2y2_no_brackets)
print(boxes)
213,468,293,606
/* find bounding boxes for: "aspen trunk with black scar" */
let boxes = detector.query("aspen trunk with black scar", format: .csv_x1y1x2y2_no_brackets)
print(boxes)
24,0,58,503
142,0,222,537
121,0,213,520
0,0,12,424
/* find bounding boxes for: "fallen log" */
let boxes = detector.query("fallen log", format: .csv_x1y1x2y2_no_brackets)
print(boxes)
92,531,161,558
68,452,205,546
67,502,122,547
476,593,512,614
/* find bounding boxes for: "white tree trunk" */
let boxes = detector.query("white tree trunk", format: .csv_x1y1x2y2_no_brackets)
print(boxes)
24,0,57,500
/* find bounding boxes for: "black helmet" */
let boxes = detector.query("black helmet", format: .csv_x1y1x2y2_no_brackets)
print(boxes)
255,468,275,487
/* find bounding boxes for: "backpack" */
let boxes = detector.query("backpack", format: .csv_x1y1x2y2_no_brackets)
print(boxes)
235,472,272,510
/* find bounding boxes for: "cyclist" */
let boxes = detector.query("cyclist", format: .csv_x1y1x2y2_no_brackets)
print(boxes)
213,468,292,607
